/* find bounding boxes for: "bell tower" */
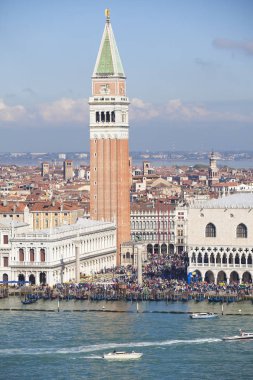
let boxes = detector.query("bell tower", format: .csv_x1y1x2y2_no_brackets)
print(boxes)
89,10,130,264
208,152,219,187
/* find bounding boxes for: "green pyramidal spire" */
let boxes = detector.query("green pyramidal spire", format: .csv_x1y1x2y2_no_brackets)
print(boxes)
93,10,125,77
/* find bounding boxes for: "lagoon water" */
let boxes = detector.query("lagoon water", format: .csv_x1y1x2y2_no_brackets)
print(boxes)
0,298,253,380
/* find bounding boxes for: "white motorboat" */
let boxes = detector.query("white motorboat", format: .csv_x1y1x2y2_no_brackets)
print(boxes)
103,351,143,360
223,330,253,341
190,312,219,319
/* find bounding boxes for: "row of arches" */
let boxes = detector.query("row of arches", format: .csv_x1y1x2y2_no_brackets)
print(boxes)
190,251,253,266
206,223,247,238
192,270,252,284
2,273,47,285
146,243,175,255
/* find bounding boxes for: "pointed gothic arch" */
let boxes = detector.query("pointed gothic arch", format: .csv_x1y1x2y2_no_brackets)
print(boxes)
241,253,246,265
191,252,196,263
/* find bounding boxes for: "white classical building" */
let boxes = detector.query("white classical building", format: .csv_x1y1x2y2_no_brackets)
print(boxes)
0,221,30,283
187,193,253,284
2,218,116,286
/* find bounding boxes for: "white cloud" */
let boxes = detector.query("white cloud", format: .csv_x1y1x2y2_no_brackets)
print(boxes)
130,98,253,124
38,98,89,123
165,99,210,120
0,97,252,127
130,98,160,120
0,99,27,122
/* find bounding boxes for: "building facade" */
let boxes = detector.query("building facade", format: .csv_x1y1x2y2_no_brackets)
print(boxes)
7,218,116,286
187,194,253,284
130,204,187,256
0,221,30,283
89,10,130,264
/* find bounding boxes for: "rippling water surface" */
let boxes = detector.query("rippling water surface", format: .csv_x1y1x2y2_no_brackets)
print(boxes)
0,298,253,380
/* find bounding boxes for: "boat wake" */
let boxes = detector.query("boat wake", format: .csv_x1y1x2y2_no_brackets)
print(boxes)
82,355,103,359
0,338,221,356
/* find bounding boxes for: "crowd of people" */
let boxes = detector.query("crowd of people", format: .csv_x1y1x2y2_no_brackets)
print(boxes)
24,251,253,301
4,251,253,301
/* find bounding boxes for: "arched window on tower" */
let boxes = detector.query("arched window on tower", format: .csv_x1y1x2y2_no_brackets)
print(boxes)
101,112,105,122
236,223,247,238
96,112,100,122
111,111,115,122
205,223,216,238
106,111,110,122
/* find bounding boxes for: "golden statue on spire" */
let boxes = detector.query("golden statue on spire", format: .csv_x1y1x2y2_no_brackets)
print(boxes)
105,8,110,20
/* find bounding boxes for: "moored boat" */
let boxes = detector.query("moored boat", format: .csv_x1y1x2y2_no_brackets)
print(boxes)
190,312,219,319
103,351,143,360
223,330,253,341
21,298,37,305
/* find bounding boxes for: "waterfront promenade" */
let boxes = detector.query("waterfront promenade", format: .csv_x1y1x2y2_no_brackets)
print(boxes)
2,277,253,304
1,252,253,303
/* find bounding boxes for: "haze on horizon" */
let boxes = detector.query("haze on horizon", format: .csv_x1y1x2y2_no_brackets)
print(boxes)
0,0,252,152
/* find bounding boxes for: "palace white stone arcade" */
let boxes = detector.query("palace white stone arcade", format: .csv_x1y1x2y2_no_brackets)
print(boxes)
187,193,253,284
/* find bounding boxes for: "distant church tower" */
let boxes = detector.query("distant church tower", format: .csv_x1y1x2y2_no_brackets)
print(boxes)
89,10,130,264
208,152,219,187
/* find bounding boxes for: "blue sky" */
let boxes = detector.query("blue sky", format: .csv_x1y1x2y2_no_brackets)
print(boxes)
0,0,253,152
